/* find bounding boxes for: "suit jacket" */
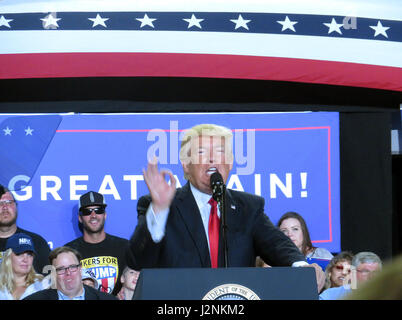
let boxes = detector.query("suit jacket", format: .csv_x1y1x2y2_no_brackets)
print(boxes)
127,182,305,269
23,284,117,300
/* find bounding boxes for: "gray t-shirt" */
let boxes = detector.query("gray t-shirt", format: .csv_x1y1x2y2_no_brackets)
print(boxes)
306,247,334,260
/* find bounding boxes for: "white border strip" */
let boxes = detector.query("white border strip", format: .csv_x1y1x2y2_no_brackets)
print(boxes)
1,31,401,68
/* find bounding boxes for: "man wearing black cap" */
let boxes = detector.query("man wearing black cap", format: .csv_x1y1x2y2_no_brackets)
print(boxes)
0,185,50,274
64,191,128,295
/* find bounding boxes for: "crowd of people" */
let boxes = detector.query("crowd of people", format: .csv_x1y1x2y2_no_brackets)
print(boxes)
0,123,400,300
0,186,138,300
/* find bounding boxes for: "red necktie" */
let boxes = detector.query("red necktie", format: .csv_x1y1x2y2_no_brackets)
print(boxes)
208,197,220,268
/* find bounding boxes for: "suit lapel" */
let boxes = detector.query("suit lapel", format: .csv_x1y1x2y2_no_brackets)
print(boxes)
50,289,59,300
175,183,211,267
224,189,239,222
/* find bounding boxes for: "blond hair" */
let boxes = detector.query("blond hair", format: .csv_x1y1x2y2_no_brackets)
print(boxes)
0,248,43,294
179,124,234,180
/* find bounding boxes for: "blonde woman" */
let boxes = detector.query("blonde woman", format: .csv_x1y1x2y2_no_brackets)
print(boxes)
0,233,51,300
323,251,354,290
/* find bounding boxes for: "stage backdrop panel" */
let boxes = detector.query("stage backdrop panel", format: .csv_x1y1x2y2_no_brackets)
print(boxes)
0,112,340,252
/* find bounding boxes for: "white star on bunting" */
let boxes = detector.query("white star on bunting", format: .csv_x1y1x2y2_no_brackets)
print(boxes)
0,15,13,28
136,14,157,28
323,18,343,35
25,127,34,136
3,127,12,136
183,14,204,29
88,14,109,28
277,16,298,32
230,14,251,30
40,14,61,29
369,21,390,38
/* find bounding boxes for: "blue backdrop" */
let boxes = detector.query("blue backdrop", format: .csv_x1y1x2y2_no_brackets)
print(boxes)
0,112,340,252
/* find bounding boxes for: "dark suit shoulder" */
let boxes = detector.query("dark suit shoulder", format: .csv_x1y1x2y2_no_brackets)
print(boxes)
24,286,118,300
23,288,58,300
137,184,265,214
227,189,265,207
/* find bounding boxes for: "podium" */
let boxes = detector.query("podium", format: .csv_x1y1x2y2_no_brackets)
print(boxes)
133,267,318,300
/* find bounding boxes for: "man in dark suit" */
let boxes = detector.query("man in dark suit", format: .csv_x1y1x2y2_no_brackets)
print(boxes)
24,246,116,300
126,124,325,290
24,284,116,300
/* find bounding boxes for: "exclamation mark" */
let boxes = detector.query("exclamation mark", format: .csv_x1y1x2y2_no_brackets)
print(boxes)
300,172,307,198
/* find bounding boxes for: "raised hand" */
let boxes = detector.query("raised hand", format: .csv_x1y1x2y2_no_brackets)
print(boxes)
142,157,177,214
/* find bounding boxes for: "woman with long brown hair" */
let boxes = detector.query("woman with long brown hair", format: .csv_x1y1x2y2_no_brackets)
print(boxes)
277,211,333,259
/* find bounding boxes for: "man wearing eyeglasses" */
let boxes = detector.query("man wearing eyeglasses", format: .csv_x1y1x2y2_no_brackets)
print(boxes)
319,251,382,300
64,191,128,295
0,185,50,274
24,246,117,300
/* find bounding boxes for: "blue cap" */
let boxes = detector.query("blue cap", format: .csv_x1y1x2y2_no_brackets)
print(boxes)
6,233,36,255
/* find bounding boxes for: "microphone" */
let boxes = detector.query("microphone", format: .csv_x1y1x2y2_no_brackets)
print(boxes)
210,171,225,202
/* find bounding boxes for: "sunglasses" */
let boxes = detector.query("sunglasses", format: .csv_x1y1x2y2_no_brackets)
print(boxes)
80,207,105,216
334,265,351,273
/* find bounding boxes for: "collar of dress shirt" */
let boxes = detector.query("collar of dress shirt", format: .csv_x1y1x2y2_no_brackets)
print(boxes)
189,183,221,219
190,183,212,210
57,287,85,300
